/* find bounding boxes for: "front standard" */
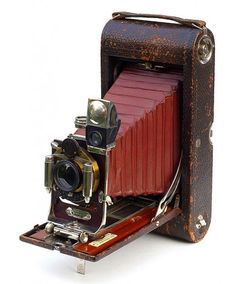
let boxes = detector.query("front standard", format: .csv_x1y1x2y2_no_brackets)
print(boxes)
20,12,215,274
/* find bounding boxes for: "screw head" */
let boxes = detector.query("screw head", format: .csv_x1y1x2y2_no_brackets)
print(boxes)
45,222,54,234
79,232,89,243
196,138,201,148
196,215,207,229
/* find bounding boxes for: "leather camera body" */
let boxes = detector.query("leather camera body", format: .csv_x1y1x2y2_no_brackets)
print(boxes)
20,12,215,273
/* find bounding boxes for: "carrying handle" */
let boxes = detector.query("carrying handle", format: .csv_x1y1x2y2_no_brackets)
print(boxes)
112,12,206,30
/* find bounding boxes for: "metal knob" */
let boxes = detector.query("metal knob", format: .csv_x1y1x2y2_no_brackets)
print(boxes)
197,34,214,64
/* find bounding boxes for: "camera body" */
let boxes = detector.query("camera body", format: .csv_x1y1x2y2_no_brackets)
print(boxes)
20,12,214,273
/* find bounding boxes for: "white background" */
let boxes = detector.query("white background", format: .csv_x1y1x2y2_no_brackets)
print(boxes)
0,1,235,283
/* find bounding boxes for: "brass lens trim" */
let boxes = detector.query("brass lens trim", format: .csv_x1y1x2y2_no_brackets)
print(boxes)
53,147,100,194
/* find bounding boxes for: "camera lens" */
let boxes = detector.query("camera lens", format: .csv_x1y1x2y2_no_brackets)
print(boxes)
89,131,103,147
53,160,82,192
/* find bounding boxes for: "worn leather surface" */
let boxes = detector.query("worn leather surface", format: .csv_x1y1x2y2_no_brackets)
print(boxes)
101,17,214,242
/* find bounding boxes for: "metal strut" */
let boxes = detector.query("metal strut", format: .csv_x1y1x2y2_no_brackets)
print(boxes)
153,151,183,221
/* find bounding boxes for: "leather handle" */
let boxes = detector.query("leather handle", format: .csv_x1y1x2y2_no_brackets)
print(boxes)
112,12,206,30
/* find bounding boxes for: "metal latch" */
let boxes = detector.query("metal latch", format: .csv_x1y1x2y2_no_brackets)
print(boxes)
65,207,92,220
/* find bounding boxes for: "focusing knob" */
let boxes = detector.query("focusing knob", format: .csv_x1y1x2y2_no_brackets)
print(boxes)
197,33,214,64
62,138,80,158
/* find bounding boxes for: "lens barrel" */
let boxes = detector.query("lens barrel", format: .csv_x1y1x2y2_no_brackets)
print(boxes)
53,160,82,192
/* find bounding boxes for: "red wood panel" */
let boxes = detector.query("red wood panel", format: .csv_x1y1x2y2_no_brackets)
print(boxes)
73,207,156,256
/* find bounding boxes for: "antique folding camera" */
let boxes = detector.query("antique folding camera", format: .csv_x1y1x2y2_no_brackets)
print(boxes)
20,12,215,274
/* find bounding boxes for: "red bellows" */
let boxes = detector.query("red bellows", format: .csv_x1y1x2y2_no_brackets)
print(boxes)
105,67,182,197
